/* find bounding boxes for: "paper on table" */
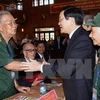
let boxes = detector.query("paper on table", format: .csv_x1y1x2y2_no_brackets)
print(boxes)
13,96,38,100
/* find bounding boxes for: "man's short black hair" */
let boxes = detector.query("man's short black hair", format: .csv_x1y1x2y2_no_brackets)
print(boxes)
59,6,75,13
59,6,84,25
36,40,45,47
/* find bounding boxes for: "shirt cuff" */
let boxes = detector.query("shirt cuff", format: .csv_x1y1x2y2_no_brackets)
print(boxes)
40,64,44,73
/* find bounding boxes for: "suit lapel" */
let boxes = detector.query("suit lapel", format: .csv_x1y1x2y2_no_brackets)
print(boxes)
20,57,26,62
64,26,83,59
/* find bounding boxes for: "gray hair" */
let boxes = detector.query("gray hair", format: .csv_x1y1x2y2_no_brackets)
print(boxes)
0,10,11,23
84,15,94,25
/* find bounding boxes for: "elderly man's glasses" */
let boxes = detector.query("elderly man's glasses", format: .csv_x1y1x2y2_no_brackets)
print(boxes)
24,49,36,52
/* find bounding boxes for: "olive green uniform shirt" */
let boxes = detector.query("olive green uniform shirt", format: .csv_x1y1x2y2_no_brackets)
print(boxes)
93,48,100,99
0,34,16,99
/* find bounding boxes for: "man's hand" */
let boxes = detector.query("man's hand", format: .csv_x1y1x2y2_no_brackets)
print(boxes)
21,59,42,72
16,85,30,93
42,60,50,65
14,79,30,93
31,78,43,86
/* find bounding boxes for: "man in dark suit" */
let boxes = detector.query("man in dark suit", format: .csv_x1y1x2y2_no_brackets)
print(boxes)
35,40,51,83
17,43,42,87
35,40,49,62
22,6,95,100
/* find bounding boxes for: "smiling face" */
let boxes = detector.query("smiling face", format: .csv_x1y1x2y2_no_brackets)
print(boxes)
89,27,100,46
0,14,17,38
37,43,45,55
58,11,74,34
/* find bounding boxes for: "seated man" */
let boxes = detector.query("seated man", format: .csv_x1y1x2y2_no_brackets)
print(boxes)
35,40,49,62
16,43,43,88
35,40,51,83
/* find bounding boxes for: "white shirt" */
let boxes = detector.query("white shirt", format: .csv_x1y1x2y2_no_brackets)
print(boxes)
37,52,46,61
69,26,81,39
37,52,43,59
40,26,81,73
24,57,30,62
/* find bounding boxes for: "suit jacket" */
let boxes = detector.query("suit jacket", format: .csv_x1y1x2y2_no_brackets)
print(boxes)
42,26,95,100
35,52,49,62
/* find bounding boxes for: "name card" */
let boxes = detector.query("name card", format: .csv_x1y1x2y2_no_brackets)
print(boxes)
39,89,58,100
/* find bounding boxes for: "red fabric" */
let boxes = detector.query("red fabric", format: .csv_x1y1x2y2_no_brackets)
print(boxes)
23,73,44,82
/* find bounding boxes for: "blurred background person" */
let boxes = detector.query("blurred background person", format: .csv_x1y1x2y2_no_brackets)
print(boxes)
54,30,65,50
35,40,49,62
53,30,66,58
82,15,94,33
21,33,31,45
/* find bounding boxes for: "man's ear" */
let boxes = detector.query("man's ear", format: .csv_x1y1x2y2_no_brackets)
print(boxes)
70,17,75,25
0,24,3,32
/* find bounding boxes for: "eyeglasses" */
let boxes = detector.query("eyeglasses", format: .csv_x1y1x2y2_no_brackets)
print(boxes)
24,49,36,52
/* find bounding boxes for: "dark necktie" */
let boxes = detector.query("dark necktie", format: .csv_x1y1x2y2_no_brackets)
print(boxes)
7,43,13,58
42,56,45,61
7,43,15,78
67,38,70,44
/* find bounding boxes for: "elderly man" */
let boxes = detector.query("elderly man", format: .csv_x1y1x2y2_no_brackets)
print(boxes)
86,13,100,100
22,6,95,100
0,11,29,99
17,42,42,87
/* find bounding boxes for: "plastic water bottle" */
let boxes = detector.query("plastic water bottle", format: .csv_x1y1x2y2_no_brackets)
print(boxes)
40,82,46,96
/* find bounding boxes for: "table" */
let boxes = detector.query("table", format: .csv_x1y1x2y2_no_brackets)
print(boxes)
4,78,65,100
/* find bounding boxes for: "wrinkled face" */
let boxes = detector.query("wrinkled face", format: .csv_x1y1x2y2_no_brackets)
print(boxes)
0,14,17,37
89,27,100,46
58,11,72,34
23,43,36,61
37,43,45,54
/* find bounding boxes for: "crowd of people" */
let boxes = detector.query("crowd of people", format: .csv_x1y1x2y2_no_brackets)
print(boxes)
10,31,68,59
0,5,100,100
